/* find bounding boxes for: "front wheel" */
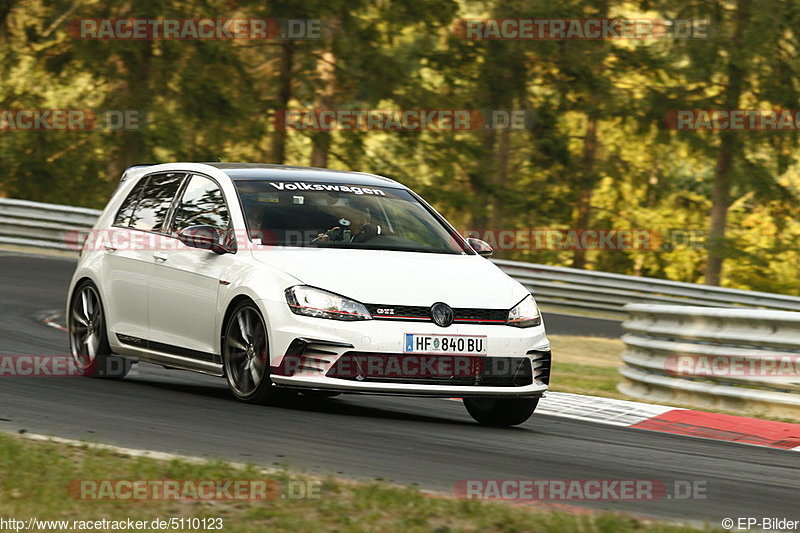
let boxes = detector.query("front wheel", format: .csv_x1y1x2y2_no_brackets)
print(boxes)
463,397,539,427
68,281,131,378
222,301,273,404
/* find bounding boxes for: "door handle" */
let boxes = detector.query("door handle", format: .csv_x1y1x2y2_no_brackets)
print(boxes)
104,244,117,252
153,252,168,262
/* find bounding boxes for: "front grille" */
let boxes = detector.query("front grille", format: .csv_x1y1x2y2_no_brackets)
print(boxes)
365,304,508,325
326,352,533,387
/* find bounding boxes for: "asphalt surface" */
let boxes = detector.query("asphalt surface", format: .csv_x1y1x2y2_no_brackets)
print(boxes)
544,311,622,338
0,251,798,524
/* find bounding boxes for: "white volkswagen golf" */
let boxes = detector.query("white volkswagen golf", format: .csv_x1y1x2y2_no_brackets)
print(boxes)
67,163,551,426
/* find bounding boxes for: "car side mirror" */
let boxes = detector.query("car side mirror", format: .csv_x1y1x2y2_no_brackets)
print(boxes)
178,225,232,255
467,237,493,257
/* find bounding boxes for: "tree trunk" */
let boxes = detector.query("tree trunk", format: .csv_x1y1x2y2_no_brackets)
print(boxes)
485,127,511,255
468,130,496,230
704,131,737,285
271,42,294,164
703,0,750,285
107,42,152,182
571,116,598,270
310,47,336,167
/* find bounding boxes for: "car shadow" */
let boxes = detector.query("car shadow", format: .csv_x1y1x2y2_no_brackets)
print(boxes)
119,371,484,428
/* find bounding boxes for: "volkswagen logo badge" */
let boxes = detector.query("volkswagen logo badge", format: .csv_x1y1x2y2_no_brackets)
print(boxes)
430,302,454,328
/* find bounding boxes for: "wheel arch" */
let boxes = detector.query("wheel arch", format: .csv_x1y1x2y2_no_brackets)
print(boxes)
219,294,271,382
67,275,101,315
219,294,270,358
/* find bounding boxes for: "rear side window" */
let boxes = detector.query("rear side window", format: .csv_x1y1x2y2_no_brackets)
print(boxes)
113,178,148,227
129,173,185,233
172,175,230,233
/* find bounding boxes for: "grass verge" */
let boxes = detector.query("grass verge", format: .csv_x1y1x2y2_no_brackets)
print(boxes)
548,334,627,399
0,431,714,533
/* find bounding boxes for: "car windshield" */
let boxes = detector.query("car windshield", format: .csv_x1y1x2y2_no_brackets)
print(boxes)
234,180,468,254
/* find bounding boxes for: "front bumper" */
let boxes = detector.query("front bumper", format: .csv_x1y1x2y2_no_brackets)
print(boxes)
258,298,551,397
271,374,549,397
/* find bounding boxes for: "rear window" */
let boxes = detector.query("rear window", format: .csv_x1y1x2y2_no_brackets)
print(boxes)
113,178,148,227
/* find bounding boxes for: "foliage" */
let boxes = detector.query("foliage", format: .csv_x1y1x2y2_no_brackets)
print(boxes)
0,0,797,293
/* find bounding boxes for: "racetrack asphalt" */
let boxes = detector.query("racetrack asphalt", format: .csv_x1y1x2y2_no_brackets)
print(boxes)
0,251,797,523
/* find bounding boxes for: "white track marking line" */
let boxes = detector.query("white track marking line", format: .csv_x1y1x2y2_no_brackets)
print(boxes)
18,432,279,473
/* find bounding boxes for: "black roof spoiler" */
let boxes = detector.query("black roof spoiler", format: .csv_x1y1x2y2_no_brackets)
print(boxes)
120,164,157,182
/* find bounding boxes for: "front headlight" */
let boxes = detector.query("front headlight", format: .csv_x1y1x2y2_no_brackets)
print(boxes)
285,286,372,321
506,294,541,328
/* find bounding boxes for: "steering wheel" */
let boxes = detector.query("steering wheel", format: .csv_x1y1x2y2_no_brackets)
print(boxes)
351,223,379,243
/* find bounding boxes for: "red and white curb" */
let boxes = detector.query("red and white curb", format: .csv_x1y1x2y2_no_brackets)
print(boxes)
41,311,68,332
537,392,800,452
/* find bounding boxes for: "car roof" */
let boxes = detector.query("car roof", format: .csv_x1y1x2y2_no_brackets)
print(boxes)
124,162,407,189
208,163,406,189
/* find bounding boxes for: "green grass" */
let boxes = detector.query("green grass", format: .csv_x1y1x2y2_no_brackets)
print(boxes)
551,361,622,397
0,431,715,532
547,334,628,398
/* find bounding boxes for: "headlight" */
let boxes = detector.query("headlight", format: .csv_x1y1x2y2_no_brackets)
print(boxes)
506,294,541,327
285,286,372,321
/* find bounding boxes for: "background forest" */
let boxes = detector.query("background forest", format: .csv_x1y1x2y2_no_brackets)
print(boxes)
1,0,798,294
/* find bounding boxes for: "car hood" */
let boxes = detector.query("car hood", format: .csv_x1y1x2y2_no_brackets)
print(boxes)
250,248,529,308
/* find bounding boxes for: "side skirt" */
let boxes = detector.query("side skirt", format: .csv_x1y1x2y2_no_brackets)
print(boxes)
115,333,224,377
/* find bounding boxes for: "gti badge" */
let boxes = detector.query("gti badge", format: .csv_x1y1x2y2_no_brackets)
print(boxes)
430,302,454,327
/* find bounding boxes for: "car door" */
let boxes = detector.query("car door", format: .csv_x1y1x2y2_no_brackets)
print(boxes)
146,174,236,362
102,172,185,348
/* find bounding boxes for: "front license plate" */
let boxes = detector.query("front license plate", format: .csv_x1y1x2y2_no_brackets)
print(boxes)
403,334,487,355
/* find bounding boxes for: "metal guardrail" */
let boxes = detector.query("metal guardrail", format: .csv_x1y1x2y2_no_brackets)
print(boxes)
0,198,100,252
2,198,800,315
493,259,800,314
619,304,800,415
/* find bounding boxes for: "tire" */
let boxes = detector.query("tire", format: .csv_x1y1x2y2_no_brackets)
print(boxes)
463,397,539,427
222,300,273,404
68,281,131,378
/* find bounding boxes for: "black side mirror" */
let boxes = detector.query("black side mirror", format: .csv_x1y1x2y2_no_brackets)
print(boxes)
467,237,493,257
178,225,232,255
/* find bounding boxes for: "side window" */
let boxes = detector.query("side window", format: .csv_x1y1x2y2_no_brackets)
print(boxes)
129,173,185,233
113,177,148,227
172,175,230,233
